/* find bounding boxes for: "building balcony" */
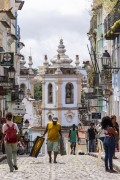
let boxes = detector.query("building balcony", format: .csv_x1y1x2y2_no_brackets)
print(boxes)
0,20,10,28
7,32,18,44
0,8,16,20
18,42,25,50
104,1,120,40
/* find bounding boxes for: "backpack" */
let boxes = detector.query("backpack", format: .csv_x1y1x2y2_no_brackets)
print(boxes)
5,124,17,143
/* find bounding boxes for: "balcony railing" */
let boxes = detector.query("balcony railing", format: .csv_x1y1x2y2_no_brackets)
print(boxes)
104,1,120,40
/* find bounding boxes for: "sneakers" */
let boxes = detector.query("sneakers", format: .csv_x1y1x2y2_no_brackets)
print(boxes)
54,161,57,163
13,165,18,170
109,169,117,173
105,168,117,173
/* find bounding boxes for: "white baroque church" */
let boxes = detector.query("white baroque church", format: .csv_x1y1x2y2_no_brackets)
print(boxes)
41,39,82,127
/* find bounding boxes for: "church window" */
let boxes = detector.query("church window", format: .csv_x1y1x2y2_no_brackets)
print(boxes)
65,83,74,104
48,83,53,103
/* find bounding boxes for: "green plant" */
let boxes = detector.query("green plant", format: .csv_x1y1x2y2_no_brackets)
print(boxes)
34,84,42,100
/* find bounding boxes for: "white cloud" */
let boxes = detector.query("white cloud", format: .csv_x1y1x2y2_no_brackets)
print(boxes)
18,0,91,68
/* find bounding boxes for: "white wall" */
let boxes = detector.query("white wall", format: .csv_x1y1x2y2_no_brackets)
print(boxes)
61,110,78,126
23,98,36,125
43,77,79,126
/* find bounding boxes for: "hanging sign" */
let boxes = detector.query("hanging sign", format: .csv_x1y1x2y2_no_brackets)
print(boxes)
0,52,14,66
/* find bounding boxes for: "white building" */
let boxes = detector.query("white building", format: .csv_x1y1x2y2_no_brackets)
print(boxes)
41,39,82,127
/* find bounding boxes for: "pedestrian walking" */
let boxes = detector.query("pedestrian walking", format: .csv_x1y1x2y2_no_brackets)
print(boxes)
101,116,117,173
43,117,62,163
88,123,96,152
0,112,21,172
69,124,79,155
111,115,119,158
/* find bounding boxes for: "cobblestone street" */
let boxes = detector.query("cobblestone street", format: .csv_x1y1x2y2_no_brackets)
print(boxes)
0,155,120,180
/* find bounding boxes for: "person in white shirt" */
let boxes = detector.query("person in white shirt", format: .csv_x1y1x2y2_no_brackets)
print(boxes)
96,121,105,142
0,112,19,172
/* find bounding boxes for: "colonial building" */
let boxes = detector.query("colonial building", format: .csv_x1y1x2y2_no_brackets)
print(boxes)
0,0,24,119
41,39,82,127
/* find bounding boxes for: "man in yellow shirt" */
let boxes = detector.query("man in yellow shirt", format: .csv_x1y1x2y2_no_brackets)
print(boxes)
43,117,62,163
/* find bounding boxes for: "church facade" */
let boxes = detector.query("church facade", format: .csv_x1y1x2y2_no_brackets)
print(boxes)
41,39,82,127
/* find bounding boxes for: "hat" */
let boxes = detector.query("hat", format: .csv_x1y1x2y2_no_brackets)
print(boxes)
52,117,58,121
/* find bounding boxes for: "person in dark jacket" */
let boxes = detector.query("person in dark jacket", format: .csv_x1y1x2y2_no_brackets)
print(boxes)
88,123,96,152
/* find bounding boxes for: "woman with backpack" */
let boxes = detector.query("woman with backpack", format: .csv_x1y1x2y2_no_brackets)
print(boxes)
0,112,20,172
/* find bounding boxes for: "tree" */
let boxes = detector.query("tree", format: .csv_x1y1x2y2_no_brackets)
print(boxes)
34,84,42,100
94,0,118,13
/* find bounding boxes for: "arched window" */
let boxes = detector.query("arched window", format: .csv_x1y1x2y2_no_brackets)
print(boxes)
48,83,53,103
65,83,74,104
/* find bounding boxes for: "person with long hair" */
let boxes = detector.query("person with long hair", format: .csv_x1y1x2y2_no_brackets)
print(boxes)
111,115,119,158
101,116,117,173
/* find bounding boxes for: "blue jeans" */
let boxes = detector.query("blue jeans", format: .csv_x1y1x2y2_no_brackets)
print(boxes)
104,137,115,170
89,139,95,152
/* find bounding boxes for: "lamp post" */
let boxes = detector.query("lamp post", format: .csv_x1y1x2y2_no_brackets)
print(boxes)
102,50,120,70
8,66,16,79
8,66,16,90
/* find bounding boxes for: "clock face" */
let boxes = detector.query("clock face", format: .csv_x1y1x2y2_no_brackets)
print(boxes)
3,53,12,61
67,115,73,123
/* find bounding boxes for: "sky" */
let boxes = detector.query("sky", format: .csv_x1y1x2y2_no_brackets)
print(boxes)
18,0,92,68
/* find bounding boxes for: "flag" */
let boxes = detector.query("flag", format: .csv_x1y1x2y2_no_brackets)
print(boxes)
30,136,44,158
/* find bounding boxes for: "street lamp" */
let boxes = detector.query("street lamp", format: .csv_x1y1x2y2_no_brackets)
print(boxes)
8,66,16,79
102,50,120,70
18,89,24,101
102,50,111,69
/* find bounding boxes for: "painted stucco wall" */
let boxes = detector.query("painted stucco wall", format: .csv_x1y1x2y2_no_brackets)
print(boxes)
42,77,80,126
23,98,36,125
61,110,78,126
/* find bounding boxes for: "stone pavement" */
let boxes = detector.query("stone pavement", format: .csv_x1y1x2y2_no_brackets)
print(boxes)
0,155,120,180
89,152,120,173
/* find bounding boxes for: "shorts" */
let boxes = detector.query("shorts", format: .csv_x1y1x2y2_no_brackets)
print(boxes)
47,140,59,152
71,142,76,147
